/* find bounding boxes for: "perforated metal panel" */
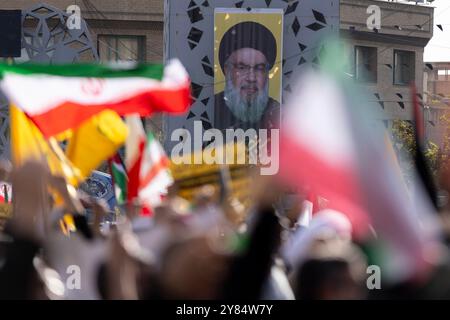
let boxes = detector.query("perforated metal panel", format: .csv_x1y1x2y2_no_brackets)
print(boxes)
0,91,10,159
20,3,98,63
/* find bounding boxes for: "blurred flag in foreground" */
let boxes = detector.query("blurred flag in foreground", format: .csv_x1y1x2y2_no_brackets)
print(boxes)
11,103,127,187
10,104,81,185
279,69,371,238
126,115,172,215
411,83,438,210
279,40,440,282
65,110,128,182
0,60,191,138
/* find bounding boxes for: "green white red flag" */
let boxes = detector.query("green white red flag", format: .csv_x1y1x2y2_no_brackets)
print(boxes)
125,115,172,215
0,59,191,138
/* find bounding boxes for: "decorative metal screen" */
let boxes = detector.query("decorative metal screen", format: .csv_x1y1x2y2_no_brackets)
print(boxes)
0,3,98,159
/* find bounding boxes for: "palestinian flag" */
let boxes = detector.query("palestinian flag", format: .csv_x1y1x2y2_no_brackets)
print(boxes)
125,115,172,215
109,154,127,205
0,59,191,138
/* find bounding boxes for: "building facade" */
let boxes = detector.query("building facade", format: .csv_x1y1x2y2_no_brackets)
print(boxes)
0,0,164,63
341,0,450,157
424,62,450,148
425,62,450,103
341,0,434,121
0,0,165,146
1,0,446,148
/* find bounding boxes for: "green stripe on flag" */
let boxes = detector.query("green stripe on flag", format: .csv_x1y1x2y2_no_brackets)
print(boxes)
0,62,164,79
147,132,155,145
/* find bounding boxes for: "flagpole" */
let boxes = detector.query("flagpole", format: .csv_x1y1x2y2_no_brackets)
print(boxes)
219,164,231,206
411,82,438,210
3,184,8,203
7,55,52,236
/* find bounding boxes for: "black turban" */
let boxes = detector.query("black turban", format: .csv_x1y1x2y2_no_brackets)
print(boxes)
219,21,277,72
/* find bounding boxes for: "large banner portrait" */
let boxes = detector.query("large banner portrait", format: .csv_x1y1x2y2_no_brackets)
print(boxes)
214,8,283,132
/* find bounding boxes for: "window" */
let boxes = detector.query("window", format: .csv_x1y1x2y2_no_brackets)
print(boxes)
354,46,377,83
98,35,145,62
394,50,415,85
437,69,449,81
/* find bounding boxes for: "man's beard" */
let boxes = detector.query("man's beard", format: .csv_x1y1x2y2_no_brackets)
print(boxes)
223,74,269,123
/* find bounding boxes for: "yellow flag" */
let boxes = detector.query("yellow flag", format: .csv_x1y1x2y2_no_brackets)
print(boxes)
11,104,49,165
54,129,73,142
65,109,128,181
10,105,82,185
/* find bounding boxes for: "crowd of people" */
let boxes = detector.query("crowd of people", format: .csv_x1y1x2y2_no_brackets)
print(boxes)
2,155,450,300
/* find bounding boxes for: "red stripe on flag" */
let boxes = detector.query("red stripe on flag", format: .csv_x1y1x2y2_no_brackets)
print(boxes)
139,156,170,189
279,134,371,239
127,140,146,202
28,84,192,138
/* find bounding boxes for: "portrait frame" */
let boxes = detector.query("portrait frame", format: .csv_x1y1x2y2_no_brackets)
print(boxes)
214,8,284,130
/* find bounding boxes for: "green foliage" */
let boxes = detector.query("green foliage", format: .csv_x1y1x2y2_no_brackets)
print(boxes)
391,119,441,181
391,119,416,157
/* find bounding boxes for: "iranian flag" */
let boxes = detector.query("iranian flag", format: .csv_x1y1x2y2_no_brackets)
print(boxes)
0,59,191,138
125,115,172,215
279,70,371,238
279,67,438,282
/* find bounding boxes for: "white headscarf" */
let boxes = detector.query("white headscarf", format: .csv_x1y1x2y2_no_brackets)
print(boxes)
282,209,353,270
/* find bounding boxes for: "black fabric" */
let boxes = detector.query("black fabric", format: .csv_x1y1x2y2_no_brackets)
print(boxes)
293,259,350,300
73,214,94,241
414,141,438,210
0,10,22,57
96,263,108,300
220,206,281,299
218,21,277,72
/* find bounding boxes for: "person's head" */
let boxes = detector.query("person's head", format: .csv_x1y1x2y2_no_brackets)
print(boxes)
292,237,368,300
219,22,277,123
159,236,231,299
224,48,269,103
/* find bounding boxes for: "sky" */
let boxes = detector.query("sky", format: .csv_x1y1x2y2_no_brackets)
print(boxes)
424,0,450,62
